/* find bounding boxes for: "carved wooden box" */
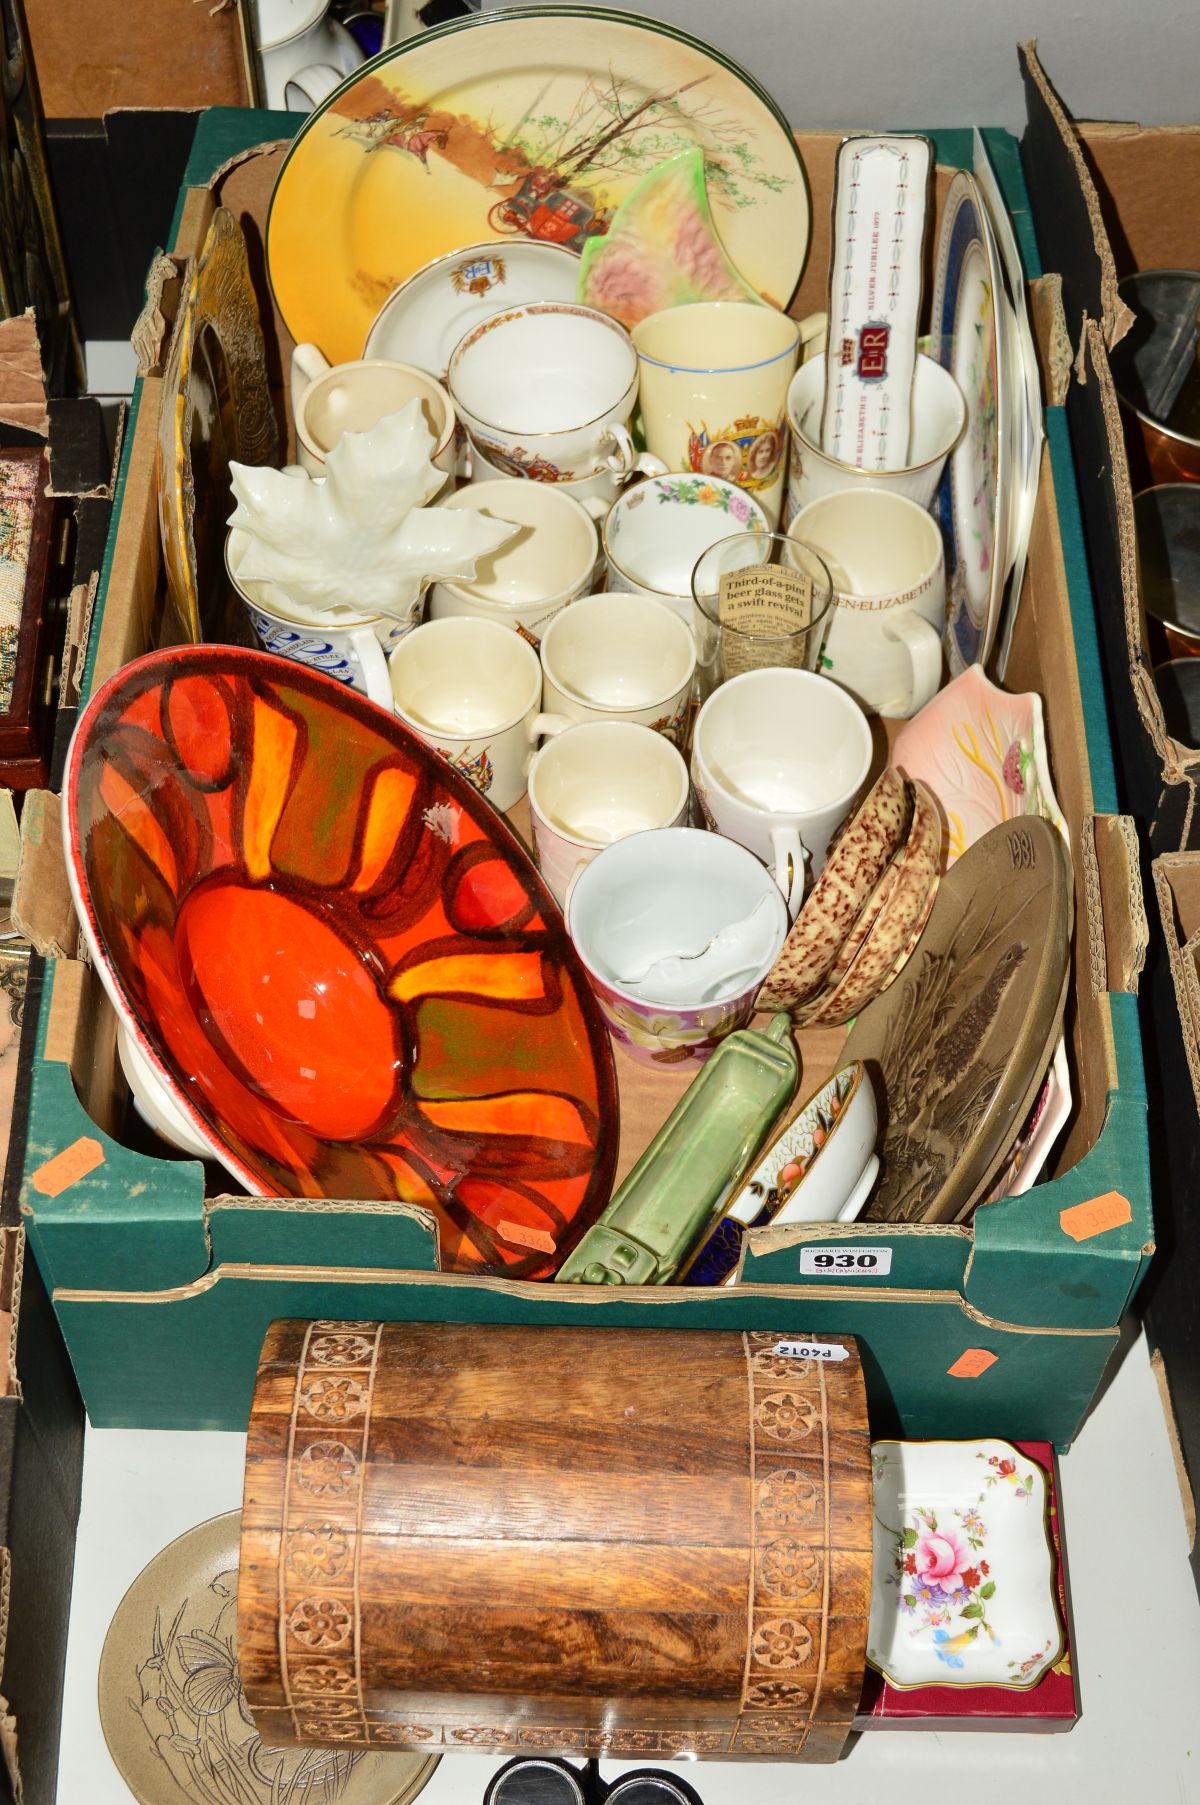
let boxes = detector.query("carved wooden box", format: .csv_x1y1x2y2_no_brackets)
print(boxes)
239,1321,873,1763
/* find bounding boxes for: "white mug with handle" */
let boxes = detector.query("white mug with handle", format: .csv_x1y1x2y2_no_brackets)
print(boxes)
389,617,574,810
691,667,873,915
789,489,946,718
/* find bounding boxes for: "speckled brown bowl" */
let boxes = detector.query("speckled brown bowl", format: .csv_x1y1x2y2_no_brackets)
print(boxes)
756,766,911,1012
797,779,942,1027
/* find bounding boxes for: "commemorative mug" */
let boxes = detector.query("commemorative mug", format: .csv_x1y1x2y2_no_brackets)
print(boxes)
603,473,770,626
539,594,696,741
528,720,690,906
290,344,457,480
784,351,966,525
631,302,817,527
427,481,600,644
226,527,402,708
691,668,873,913
448,302,641,482
789,490,946,717
389,617,572,810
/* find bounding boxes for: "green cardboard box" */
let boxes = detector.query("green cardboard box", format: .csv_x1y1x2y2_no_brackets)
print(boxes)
17,113,1153,1444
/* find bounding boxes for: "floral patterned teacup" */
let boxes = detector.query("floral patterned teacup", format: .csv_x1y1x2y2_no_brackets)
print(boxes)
566,826,788,1065
603,473,769,626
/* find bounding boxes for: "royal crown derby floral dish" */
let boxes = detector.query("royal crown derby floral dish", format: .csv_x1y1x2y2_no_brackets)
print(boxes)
867,1439,1064,1690
266,6,809,363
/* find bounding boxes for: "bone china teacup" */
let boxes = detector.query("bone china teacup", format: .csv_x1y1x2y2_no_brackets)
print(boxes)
448,302,641,481
789,490,947,718
389,618,571,810
691,669,873,914
290,343,457,481
603,473,770,624
528,720,691,907
539,594,696,741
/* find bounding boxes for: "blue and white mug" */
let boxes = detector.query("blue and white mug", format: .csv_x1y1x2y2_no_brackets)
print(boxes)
225,528,407,709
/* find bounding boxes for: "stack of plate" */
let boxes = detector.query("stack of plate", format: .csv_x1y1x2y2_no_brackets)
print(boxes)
756,766,942,1025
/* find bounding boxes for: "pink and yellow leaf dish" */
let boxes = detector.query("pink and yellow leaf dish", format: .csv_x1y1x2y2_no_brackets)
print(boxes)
867,1438,1064,1690
63,647,618,1280
893,662,1065,866
894,662,1070,1199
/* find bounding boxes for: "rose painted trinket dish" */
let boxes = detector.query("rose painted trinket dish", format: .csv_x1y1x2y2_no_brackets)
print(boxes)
64,647,618,1279
867,1439,1064,1690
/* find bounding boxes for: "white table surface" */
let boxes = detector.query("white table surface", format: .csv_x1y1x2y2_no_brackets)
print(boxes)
58,1327,1200,1805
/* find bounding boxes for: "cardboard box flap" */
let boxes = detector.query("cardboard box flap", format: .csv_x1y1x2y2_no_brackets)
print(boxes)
0,314,48,439
1030,273,1072,408
207,1197,442,1275
132,252,188,380
1081,320,1200,780
1019,41,1134,354
1091,813,1148,992
12,794,75,961
1153,853,1200,1116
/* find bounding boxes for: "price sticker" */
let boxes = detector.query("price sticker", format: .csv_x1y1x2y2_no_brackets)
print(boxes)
773,1340,850,1362
798,1245,893,1277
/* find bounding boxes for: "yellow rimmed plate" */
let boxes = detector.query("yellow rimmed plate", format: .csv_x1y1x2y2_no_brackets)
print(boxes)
266,5,810,364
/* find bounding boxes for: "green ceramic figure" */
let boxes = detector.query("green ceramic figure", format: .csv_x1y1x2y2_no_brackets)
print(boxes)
556,1012,799,1285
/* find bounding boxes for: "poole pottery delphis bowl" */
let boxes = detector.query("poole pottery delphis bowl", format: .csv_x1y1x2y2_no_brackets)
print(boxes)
64,646,618,1279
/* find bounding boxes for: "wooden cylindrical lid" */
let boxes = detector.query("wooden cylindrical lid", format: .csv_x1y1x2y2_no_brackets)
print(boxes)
239,1321,872,1763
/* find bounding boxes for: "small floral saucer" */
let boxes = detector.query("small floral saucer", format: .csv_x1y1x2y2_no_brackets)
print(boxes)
867,1438,1064,1690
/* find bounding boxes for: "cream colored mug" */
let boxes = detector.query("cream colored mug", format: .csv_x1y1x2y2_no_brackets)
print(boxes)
789,490,947,718
631,303,823,528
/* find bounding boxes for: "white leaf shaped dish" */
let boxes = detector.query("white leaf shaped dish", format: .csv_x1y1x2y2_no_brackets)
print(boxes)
228,400,516,621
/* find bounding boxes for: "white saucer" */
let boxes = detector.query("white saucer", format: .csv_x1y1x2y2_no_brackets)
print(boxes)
363,241,580,377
